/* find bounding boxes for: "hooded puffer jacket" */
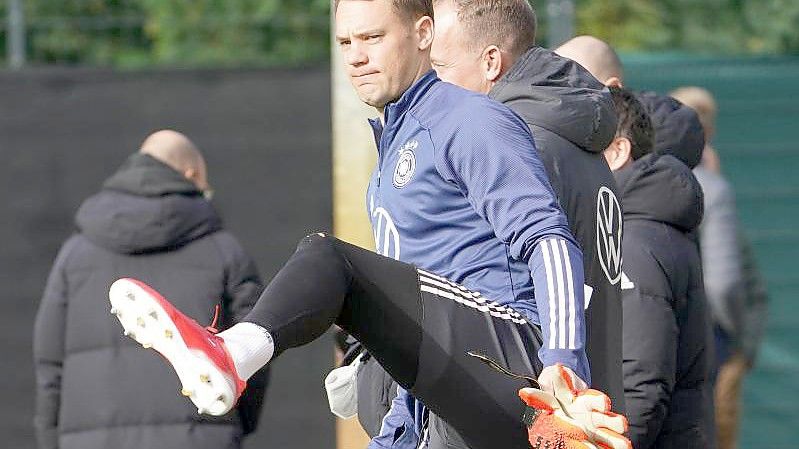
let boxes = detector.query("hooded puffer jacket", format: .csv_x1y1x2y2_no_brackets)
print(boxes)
33,153,266,449
490,46,625,411
634,91,705,169
614,153,714,449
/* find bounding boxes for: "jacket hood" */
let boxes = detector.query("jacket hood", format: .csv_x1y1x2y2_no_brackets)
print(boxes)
614,153,704,232
634,91,705,168
489,46,617,154
76,153,222,254
101,152,202,196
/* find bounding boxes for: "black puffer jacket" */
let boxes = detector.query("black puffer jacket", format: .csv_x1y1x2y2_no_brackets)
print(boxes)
33,153,266,449
490,46,625,411
614,153,714,449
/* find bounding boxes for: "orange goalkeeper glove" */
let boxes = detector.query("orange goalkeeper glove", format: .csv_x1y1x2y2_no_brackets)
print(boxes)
519,385,631,449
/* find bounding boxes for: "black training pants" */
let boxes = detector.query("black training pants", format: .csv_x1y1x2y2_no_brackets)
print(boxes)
244,234,542,449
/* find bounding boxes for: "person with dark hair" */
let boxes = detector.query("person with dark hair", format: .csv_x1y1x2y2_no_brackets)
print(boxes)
605,87,655,163
604,87,715,448
428,2,626,430
33,130,267,449
108,2,631,449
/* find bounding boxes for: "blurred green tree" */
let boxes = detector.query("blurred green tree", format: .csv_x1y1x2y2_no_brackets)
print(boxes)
744,0,799,54
26,0,151,65
569,0,799,54
7,0,798,67
141,0,329,66
21,0,329,67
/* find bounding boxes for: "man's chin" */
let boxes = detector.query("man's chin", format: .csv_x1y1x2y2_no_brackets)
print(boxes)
356,91,387,109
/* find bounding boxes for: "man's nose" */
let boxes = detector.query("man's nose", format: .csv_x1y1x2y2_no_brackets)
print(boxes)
346,40,368,66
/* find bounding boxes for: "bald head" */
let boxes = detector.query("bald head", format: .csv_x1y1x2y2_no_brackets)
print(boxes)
140,130,209,191
555,35,624,87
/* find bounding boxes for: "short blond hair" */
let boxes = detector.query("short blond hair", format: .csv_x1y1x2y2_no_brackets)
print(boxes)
335,0,433,20
434,0,537,57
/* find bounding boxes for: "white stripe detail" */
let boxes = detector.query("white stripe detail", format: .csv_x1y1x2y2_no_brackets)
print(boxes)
549,239,567,349
417,268,444,281
419,284,527,324
419,275,483,300
417,269,527,322
377,385,404,438
560,239,577,350
540,241,558,349
621,272,635,290
418,269,483,298
417,279,521,317
417,269,526,321
583,284,594,310
373,214,384,253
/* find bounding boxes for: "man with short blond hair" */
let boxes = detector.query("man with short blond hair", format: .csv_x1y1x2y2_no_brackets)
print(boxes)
429,0,626,419
335,0,434,19
435,0,537,55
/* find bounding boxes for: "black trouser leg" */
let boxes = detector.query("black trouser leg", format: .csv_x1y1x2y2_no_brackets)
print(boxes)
243,234,541,449
243,233,422,386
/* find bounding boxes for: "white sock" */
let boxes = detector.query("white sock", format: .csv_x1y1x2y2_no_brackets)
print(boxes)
218,322,275,381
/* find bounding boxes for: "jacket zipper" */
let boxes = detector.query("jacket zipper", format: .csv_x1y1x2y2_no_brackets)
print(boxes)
376,106,394,188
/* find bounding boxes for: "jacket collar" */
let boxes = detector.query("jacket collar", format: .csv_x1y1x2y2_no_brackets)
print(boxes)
383,70,438,126
498,46,544,83
368,70,439,150
103,152,201,197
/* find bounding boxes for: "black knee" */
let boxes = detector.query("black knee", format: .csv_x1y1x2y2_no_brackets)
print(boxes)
296,231,336,252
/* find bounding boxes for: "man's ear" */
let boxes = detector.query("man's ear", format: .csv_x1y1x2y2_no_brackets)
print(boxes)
481,45,504,83
416,16,434,50
604,137,633,171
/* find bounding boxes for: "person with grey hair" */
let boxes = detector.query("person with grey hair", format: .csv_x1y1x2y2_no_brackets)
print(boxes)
33,130,267,449
671,86,767,449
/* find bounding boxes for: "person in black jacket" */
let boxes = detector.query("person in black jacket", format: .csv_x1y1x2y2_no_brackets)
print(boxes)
555,35,706,169
604,87,714,448
33,130,267,449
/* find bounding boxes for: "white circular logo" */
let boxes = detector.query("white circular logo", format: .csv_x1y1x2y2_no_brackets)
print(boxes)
596,186,623,285
393,141,417,188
